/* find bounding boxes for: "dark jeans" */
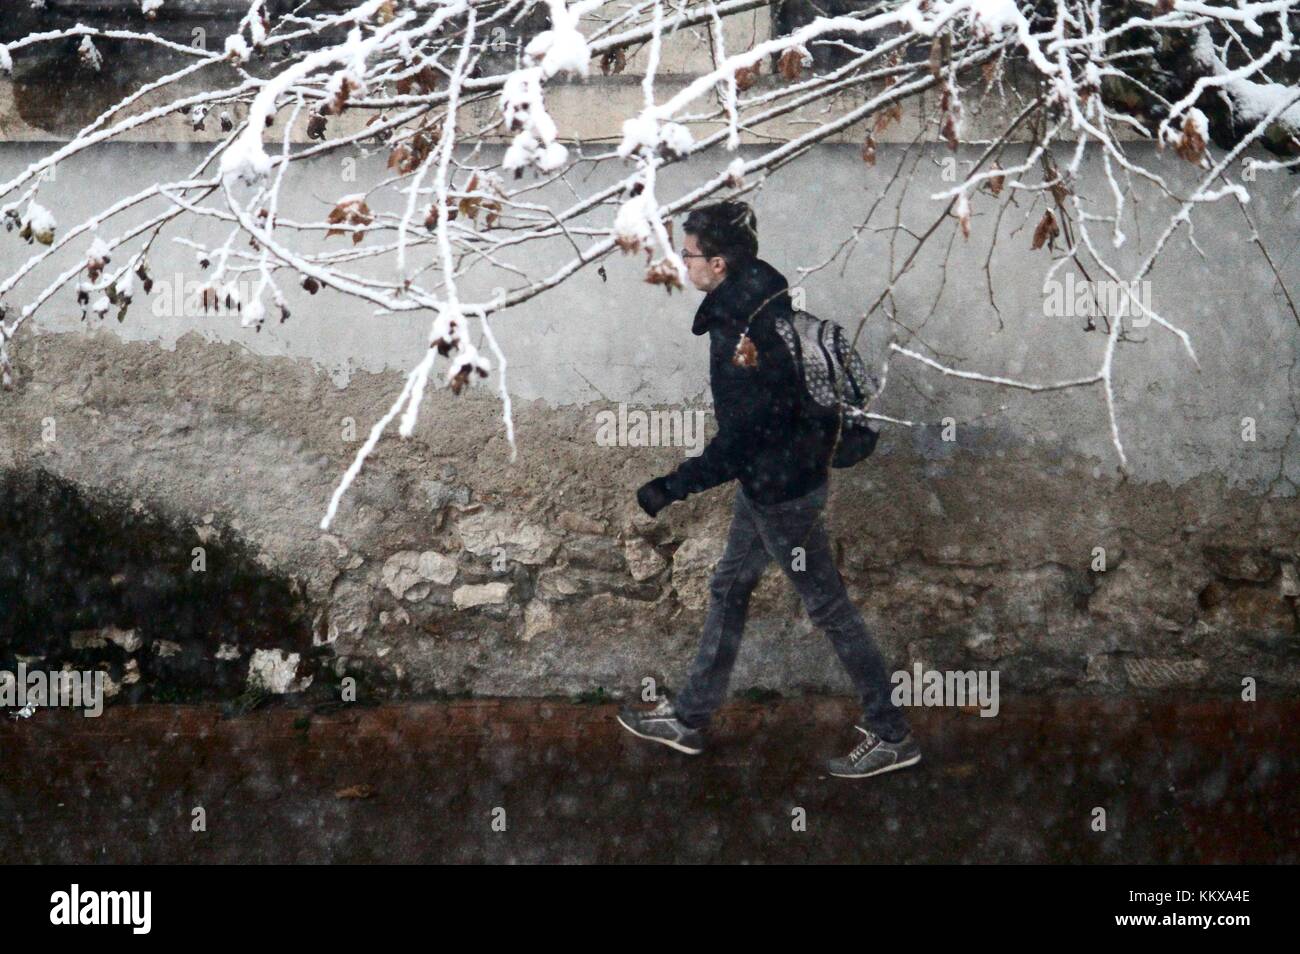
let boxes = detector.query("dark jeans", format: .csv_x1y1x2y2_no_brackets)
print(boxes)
673,482,909,740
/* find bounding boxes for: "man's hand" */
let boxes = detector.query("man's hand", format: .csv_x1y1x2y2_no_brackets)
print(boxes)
636,476,676,518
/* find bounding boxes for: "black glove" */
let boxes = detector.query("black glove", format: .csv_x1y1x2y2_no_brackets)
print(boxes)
636,476,677,518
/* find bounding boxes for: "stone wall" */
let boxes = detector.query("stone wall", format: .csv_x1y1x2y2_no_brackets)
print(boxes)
2,324,1297,702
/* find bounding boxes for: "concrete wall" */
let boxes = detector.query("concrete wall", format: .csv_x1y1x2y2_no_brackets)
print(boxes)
2,84,1298,701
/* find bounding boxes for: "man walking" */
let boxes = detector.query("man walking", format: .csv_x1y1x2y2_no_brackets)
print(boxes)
616,201,921,780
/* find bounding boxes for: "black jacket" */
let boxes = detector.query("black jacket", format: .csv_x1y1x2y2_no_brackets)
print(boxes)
659,256,837,506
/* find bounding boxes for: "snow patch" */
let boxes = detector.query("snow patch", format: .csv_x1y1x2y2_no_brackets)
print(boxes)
22,202,56,243
614,192,655,250
657,122,693,157
522,1,592,79
219,133,273,186
617,115,659,158
618,117,694,159
224,34,251,62
78,36,102,72
1190,27,1300,133
967,0,1022,35
500,68,569,173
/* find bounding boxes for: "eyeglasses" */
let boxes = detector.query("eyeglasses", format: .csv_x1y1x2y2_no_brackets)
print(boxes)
679,248,712,260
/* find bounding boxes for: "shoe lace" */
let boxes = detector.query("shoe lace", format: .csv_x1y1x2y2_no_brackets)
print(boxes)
649,696,675,717
849,729,880,762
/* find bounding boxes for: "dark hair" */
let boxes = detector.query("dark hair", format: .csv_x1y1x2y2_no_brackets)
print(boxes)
682,201,758,269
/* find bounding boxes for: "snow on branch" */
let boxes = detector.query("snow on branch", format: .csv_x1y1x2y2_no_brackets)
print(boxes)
1,0,1298,519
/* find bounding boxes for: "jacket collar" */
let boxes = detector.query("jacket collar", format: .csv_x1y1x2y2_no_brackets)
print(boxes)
691,256,792,336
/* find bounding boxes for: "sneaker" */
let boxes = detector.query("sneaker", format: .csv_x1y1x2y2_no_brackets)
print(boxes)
616,696,704,755
827,726,921,779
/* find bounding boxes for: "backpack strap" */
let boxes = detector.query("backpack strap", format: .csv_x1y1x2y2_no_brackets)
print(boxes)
831,323,865,405
814,319,840,401
778,312,809,395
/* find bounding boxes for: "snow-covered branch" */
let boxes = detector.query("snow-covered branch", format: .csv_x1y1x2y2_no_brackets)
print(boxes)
2,0,1298,521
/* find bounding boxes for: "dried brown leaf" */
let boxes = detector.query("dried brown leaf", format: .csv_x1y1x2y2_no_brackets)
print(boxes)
1174,115,1206,165
1031,210,1059,251
941,112,959,150
778,49,804,82
326,198,373,244
928,37,945,78
981,53,1003,88
330,74,360,115
734,64,759,92
873,101,903,134
600,49,626,76
986,166,1005,196
861,133,877,166
645,259,684,294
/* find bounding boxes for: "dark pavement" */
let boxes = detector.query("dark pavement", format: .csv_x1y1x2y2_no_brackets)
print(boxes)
1,696,1295,863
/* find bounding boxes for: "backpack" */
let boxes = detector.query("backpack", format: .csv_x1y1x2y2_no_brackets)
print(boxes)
773,310,880,468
